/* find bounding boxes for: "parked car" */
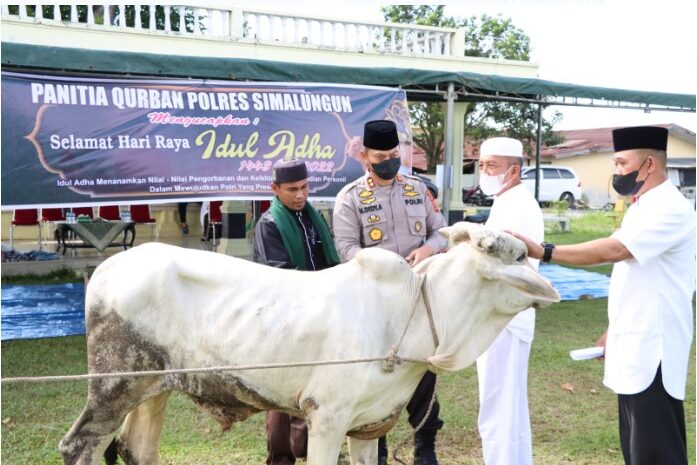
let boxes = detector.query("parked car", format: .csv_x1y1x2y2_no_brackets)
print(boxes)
521,165,582,205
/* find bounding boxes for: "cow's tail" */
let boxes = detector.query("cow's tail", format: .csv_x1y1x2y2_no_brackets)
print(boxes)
104,439,119,465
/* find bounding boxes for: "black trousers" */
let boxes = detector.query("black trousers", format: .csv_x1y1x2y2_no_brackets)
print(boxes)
266,411,308,465
379,371,442,451
618,365,687,465
177,202,188,223
406,371,442,430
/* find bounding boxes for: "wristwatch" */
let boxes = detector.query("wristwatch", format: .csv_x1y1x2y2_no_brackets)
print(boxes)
541,242,555,263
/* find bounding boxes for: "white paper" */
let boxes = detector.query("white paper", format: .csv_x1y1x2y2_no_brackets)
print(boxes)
569,346,605,361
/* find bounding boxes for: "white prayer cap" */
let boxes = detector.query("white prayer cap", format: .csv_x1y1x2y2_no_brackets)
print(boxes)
480,137,523,158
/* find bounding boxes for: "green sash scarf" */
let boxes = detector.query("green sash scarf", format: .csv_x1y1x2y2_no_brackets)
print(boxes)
269,196,340,270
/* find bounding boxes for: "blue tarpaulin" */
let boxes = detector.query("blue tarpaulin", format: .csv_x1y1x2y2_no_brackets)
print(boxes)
1,283,85,341
0,265,610,341
539,264,610,301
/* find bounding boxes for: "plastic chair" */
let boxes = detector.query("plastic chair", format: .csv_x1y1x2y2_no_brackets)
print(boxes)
98,205,122,221
41,208,65,222
129,204,158,241
608,198,626,230
71,206,94,219
205,201,223,246
10,208,43,250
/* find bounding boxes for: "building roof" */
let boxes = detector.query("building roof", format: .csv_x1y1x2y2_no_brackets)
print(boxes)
667,158,696,168
541,124,696,159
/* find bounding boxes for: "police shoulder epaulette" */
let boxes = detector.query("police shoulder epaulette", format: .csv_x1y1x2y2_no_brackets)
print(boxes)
402,173,423,183
343,178,363,192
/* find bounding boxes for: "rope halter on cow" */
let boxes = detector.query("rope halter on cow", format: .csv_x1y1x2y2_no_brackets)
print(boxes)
381,274,439,374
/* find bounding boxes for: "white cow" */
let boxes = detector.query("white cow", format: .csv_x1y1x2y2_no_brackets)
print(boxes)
59,222,559,465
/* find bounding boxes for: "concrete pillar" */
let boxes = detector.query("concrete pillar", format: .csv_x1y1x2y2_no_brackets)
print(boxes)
447,101,469,223
452,27,466,57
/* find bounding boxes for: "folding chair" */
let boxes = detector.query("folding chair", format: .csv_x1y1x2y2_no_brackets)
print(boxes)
129,204,158,241
40,208,65,247
10,208,43,250
71,206,94,219
98,205,122,221
205,201,223,246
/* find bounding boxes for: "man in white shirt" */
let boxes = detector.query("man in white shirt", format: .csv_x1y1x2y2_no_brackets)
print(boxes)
475,137,544,465
513,126,695,465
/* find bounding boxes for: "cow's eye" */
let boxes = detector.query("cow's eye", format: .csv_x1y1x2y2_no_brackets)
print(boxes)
517,252,527,262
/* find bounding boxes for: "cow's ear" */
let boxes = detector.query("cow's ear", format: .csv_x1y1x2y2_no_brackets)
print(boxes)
483,263,560,307
440,223,472,245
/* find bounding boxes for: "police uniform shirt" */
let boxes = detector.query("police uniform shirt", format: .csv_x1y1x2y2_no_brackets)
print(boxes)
606,180,696,399
485,182,544,342
332,173,447,261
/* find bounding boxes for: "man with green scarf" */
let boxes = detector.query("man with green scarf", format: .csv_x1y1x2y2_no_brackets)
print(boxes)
252,157,340,465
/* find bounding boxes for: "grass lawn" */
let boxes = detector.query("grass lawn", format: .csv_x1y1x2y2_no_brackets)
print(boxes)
2,211,694,464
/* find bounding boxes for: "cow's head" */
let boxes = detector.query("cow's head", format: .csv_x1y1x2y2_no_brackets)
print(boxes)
439,221,559,310
422,222,560,371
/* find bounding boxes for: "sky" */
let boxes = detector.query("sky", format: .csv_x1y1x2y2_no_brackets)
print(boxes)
238,0,696,133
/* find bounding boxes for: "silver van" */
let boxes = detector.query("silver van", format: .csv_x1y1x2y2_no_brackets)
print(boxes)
521,166,582,204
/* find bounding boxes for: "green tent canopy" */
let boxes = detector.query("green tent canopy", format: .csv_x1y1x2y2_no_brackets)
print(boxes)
2,42,694,111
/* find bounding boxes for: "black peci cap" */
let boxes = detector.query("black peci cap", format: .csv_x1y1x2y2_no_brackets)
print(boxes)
272,158,308,184
612,126,668,152
363,120,399,151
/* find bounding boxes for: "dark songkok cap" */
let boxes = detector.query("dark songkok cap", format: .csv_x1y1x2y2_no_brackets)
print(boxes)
612,126,668,152
272,158,308,184
363,120,399,150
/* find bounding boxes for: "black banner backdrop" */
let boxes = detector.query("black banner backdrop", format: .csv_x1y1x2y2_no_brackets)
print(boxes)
1,72,411,208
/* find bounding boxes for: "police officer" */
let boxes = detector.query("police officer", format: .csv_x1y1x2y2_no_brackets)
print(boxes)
332,120,447,465
253,158,340,465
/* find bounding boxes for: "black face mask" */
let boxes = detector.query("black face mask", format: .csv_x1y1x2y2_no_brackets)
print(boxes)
612,157,649,196
371,157,401,180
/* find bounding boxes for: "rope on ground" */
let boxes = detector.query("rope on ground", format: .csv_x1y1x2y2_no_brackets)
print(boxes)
0,356,428,384
392,376,439,465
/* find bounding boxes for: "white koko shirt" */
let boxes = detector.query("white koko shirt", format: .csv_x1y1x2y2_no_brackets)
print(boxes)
606,180,696,399
486,182,544,342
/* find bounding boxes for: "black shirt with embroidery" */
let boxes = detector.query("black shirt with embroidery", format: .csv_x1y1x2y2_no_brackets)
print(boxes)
252,207,331,271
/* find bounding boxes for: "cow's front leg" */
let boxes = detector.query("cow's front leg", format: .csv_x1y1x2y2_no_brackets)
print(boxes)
116,392,171,465
305,407,349,465
59,402,123,465
347,437,379,465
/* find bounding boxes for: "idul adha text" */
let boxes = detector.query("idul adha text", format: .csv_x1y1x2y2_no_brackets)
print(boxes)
49,129,336,159
195,129,336,160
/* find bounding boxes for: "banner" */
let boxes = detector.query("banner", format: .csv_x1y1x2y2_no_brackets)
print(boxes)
1,72,411,208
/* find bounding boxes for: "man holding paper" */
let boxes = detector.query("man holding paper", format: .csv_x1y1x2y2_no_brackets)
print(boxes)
513,126,695,465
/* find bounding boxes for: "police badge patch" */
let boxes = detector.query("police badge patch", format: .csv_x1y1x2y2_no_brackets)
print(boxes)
369,228,383,241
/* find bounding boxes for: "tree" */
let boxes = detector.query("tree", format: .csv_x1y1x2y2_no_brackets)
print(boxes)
382,6,563,172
